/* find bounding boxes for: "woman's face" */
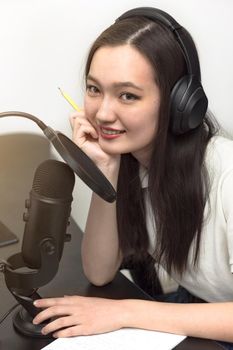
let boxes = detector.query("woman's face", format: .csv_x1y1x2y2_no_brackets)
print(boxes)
84,45,160,165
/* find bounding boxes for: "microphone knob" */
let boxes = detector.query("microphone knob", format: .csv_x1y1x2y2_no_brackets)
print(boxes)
25,199,31,208
43,239,56,256
23,212,30,222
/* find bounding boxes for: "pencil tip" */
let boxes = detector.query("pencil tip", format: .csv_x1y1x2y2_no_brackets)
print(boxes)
58,87,63,95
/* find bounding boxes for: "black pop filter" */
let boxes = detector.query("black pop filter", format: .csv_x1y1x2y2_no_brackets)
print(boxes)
0,111,116,203
44,128,116,202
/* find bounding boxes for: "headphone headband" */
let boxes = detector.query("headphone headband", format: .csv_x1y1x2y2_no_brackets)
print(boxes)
117,7,200,78
116,7,208,134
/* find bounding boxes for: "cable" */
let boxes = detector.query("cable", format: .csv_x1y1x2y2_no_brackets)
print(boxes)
0,261,19,325
0,260,18,325
0,303,19,325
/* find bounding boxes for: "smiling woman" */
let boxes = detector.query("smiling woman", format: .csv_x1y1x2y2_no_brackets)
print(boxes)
32,7,233,350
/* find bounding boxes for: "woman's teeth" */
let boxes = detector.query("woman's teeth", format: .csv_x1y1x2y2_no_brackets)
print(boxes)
102,129,124,135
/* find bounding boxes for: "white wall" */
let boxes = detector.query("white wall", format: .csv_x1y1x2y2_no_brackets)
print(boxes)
0,0,233,230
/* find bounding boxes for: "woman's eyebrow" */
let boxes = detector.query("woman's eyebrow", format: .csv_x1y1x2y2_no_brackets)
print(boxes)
86,74,143,91
86,74,99,84
112,81,143,91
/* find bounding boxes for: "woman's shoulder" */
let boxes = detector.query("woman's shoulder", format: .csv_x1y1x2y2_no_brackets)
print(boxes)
206,135,233,179
209,134,233,150
207,135,233,162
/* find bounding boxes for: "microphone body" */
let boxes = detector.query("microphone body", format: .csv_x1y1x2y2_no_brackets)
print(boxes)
22,159,75,269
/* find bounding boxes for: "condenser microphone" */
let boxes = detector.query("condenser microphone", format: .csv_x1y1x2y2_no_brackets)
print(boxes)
22,159,75,269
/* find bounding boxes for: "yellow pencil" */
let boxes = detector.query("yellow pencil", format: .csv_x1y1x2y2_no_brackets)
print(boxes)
58,87,81,111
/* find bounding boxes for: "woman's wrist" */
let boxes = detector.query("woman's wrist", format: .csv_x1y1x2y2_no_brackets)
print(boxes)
97,157,120,189
116,299,149,329
116,299,162,331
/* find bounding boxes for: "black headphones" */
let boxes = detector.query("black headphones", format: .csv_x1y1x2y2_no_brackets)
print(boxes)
117,7,208,135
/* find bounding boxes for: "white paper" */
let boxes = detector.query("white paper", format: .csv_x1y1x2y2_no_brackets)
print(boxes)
41,328,185,350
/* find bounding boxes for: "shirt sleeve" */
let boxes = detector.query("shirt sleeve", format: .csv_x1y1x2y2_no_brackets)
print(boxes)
221,168,233,272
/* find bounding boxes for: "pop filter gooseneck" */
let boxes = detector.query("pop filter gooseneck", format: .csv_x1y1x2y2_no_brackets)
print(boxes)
0,111,116,203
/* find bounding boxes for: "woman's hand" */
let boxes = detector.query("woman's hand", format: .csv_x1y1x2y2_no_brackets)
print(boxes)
33,295,128,338
69,112,120,177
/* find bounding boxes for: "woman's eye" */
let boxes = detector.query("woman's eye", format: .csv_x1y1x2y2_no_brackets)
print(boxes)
86,85,99,96
120,92,139,101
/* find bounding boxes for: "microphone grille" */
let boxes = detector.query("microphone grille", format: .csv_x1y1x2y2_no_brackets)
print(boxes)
32,160,75,198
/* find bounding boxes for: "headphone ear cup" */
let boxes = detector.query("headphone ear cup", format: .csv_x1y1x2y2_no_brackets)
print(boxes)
170,75,208,135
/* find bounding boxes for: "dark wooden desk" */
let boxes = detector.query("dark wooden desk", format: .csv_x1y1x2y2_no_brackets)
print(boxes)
0,220,222,350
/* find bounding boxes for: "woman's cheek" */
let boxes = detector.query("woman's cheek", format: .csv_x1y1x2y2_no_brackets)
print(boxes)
84,99,95,122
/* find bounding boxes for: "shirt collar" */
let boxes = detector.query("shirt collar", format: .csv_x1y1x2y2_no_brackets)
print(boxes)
139,165,149,188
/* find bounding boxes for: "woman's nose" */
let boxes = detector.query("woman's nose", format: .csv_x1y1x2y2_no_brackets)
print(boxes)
95,97,116,123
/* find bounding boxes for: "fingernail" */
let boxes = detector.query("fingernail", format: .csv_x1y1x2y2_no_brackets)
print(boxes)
33,300,38,306
41,328,47,335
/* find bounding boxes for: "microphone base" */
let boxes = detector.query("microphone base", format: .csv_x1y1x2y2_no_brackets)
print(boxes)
13,307,52,338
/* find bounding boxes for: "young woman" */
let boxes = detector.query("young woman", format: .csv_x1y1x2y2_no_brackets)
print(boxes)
33,7,233,349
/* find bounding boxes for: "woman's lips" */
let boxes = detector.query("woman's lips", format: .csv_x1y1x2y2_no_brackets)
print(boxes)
99,126,125,139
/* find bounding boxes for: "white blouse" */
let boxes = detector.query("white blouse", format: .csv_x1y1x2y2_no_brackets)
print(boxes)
141,136,233,302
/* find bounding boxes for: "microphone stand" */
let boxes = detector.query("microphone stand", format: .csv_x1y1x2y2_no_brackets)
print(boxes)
1,232,71,337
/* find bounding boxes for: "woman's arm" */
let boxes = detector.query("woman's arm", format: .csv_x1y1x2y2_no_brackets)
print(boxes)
33,296,233,342
124,299,233,342
70,112,122,285
82,189,122,286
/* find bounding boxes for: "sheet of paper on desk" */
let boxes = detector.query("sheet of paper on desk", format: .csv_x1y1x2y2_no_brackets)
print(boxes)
41,328,186,350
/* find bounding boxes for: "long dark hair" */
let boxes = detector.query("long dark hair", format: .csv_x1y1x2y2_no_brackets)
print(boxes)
85,17,218,275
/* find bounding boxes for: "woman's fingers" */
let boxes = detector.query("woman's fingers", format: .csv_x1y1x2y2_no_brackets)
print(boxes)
53,324,84,338
33,297,89,337
69,113,98,145
73,123,98,145
33,297,81,324
69,111,83,128
41,315,79,336
34,296,73,308
33,305,69,325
